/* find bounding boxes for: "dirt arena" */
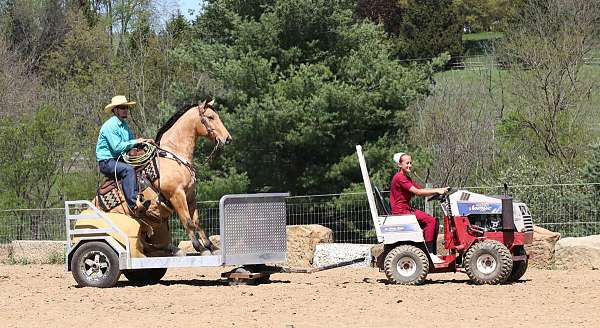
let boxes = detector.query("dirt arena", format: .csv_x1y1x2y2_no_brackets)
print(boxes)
1,265,599,328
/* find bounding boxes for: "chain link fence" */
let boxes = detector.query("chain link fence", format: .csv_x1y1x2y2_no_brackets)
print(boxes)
1,184,600,249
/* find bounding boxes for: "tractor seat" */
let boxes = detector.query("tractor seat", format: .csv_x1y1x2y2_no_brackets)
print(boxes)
372,185,391,216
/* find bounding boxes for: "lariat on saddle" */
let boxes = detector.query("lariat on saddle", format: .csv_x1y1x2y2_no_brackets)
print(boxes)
96,142,161,213
123,142,157,167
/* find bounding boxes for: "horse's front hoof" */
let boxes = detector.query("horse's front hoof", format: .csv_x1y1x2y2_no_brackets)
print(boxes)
192,239,202,252
211,249,222,255
200,250,212,256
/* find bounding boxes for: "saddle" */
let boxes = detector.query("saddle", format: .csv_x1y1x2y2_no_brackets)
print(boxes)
96,156,160,212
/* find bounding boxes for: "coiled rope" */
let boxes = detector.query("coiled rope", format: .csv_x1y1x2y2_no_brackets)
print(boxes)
122,142,157,167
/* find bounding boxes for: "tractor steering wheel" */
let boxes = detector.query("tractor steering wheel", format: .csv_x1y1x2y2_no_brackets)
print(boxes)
426,188,454,202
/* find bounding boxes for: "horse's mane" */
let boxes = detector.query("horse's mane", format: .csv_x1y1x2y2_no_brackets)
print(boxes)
155,104,196,144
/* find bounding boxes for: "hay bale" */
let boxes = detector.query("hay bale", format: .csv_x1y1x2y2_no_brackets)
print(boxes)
286,225,333,267
554,234,600,270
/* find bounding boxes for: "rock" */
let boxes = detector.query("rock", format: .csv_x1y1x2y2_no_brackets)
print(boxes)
286,225,333,267
525,226,561,269
10,240,65,264
313,243,372,268
554,234,600,270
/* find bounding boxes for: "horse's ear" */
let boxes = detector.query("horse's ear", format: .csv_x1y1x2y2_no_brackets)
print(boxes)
208,99,215,107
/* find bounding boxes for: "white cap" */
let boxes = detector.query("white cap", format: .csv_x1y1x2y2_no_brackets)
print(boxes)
393,152,406,164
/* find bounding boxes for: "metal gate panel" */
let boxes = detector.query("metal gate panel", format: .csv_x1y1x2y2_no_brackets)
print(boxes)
219,193,288,265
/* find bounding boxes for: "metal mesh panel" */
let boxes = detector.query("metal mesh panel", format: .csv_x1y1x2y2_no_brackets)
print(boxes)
220,194,288,265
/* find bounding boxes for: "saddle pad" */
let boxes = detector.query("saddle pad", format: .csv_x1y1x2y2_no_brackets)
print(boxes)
97,180,126,211
96,158,160,212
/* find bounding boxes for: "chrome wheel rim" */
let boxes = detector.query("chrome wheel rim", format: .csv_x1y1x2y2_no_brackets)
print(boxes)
476,254,497,275
397,256,417,277
80,250,110,281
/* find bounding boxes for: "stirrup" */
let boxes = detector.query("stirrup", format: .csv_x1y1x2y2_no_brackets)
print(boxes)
429,253,444,264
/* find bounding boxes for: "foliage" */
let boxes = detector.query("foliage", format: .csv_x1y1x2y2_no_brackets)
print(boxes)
496,0,600,164
356,0,464,59
455,0,525,33
0,104,75,208
177,0,433,196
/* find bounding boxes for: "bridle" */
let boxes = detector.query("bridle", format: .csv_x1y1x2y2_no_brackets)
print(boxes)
198,103,217,142
198,101,221,164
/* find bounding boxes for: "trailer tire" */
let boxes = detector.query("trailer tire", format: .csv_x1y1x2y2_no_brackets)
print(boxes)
71,241,121,288
384,245,429,285
464,240,513,285
123,268,168,285
507,246,528,282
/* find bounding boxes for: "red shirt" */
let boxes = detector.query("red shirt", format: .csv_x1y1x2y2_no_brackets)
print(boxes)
389,171,421,214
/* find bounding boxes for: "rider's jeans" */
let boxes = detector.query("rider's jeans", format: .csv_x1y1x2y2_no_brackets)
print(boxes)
98,158,137,209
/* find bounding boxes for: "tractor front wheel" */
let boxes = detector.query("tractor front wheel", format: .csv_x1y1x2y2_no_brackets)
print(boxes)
464,240,513,285
383,245,429,285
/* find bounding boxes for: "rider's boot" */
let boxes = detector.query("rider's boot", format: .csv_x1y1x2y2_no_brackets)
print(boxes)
130,199,151,218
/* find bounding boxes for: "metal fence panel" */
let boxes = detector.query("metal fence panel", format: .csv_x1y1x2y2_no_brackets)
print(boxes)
1,184,600,249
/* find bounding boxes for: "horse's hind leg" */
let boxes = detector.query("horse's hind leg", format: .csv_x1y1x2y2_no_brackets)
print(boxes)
169,191,213,253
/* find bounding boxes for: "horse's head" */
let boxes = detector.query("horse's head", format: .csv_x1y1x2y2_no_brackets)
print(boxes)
197,98,232,147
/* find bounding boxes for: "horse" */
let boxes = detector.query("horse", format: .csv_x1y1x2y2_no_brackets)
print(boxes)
93,98,232,256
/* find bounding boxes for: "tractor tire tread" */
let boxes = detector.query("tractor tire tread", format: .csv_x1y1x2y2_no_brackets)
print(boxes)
464,240,513,285
383,245,429,285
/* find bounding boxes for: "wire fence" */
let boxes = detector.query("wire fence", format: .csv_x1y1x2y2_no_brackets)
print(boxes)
1,183,600,247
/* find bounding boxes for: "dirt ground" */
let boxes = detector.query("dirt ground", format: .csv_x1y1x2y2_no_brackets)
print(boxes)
1,265,600,328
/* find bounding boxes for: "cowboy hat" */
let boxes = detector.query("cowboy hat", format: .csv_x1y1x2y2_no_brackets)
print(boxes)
104,95,136,113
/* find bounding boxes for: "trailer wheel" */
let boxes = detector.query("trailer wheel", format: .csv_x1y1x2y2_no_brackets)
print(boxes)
506,246,528,282
383,245,429,285
464,240,513,285
123,268,168,285
71,241,121,288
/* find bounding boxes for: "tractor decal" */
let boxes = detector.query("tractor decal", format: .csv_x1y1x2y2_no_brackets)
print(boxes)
457,202,502,215
381,224,420,233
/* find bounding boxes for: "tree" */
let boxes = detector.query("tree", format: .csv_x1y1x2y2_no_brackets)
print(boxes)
497,0,600,164
0,105,76,208
177,0,433,195
356,0,463,60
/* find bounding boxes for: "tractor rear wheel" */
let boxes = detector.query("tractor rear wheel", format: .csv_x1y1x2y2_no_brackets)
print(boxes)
123,268,168,285
71,241,121,288
506,246,528,282
464,240,513,285
383,245,429,285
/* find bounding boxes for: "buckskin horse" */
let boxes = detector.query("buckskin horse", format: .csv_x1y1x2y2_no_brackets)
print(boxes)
93,98,232,256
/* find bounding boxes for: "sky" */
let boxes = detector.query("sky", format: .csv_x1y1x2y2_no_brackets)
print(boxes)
178,0,202,19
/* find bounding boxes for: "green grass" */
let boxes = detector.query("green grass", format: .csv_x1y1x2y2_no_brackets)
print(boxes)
462,32,503,42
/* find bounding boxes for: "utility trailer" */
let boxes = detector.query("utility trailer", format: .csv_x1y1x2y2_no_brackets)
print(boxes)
64,193,289,287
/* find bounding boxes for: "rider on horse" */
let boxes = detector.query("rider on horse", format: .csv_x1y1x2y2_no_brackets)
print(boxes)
96,95,153,218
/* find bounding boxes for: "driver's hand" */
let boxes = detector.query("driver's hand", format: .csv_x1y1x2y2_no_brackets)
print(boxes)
438,187,449,194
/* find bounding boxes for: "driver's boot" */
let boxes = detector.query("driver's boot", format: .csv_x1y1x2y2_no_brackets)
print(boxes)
426,241,444,264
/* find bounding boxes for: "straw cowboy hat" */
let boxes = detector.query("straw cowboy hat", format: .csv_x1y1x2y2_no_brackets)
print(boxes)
104,95,136,113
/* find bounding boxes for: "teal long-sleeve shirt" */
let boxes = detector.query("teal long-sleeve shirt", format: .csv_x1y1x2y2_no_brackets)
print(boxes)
96,116,137,161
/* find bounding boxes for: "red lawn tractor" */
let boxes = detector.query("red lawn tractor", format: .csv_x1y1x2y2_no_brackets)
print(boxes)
356,145,534,285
